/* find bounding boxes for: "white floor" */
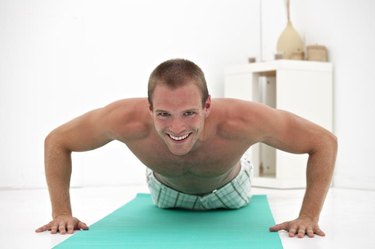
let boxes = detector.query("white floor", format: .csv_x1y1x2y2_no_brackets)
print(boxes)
1,185,374,249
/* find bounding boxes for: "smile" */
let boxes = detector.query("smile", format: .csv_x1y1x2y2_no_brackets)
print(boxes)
169,133,190,141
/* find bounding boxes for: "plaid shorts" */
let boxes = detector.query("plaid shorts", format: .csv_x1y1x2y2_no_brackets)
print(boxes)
146,153,253,210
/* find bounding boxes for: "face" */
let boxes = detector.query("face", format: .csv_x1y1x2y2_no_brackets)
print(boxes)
150,83,211,156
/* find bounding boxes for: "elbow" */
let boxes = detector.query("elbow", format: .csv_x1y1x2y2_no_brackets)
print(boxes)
44,129,70,154
328,132,338,154
44,130,57,149
319,130,338,155
316,131,338,165
309,130,338,157
323,132,338,172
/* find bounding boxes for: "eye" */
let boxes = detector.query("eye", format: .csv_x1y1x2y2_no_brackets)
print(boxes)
156,112,170,118
183,111,196,117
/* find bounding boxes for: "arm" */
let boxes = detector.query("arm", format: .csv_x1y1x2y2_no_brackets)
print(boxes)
36,99,149,234
36,108,113,234
243,102,337,238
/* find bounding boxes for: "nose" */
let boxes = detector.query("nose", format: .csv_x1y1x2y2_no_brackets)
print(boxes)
169,117,186,134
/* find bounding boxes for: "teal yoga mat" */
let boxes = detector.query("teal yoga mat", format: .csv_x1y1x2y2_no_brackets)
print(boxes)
54,194,282,249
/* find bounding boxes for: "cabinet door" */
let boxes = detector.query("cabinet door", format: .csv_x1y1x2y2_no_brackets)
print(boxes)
277,69,333,131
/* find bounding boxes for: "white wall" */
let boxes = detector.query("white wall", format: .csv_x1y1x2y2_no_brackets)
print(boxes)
1,0,375,190
0,0,259,188
291,0,375,189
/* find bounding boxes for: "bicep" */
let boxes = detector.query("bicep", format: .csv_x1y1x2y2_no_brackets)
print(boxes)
258,109,326,155
48,108,115,152
48,99,150,152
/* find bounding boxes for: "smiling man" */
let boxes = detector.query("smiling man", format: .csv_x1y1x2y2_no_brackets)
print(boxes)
36,59,337,238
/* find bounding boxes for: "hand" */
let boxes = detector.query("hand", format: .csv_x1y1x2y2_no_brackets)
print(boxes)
35,215,89,234
269,216,325,238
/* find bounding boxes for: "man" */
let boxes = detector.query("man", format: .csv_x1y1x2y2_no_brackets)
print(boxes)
36,59,337,238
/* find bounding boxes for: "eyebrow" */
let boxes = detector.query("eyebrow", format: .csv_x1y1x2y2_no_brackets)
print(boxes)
154,108,200,113
154,109,170,113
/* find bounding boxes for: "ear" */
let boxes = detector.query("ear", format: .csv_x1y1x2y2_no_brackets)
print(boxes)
204,95,211,117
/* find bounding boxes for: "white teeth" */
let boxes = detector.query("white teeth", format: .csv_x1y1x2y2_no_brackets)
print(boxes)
169,134,189,141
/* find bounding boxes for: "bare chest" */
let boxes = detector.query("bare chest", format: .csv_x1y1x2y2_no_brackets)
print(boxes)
130,137,243,176
125,135,249,194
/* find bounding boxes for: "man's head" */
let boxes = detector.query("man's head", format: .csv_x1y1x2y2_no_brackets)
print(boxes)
148,59,211,156
148,59,209,110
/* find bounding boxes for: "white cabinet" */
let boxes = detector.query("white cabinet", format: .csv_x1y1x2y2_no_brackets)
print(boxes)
224,60,333,188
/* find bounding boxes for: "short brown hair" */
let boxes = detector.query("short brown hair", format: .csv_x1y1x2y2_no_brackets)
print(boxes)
148,59,209,109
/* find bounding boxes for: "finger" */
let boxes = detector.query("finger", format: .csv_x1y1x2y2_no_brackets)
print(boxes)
35,224,49,233
307,227,315,238
50,224,58,234
269,222,288,232
59,223,67,234
67,222,75,234
314,226,326,237
288,225,298,237
78,221,89,230
35,225,45,233
297,226,306,238
67,218,79,234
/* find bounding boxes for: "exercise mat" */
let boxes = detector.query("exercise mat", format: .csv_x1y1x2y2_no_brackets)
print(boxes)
54,194,282,249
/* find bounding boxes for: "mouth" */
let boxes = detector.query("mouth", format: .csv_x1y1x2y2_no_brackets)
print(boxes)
168,133,191,142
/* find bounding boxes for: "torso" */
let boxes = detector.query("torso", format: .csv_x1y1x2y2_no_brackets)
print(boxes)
127,132,247,194
114,98,258,195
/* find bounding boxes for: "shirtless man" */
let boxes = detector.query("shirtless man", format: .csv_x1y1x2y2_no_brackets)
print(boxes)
36,59,337,238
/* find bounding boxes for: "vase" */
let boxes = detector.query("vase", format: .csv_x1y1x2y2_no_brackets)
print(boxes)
276,21,304,60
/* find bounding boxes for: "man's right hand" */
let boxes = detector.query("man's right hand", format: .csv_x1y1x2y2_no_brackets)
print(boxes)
35,215,89,234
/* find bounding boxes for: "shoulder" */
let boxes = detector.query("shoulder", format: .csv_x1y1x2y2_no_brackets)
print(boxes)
99,98,152,140
102,98,149,116
209,98,279,141
211,98,275,122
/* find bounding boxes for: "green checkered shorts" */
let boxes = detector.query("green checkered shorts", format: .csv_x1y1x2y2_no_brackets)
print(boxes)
146,153,253,210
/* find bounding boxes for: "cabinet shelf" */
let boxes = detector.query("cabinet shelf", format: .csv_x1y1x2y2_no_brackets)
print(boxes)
225,60,333,189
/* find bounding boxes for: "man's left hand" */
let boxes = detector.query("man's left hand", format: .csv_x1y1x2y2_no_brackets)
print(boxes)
269,216,325,238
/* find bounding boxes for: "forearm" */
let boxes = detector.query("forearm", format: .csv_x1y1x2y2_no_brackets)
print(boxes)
299,134,337,220
44,133,73,218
